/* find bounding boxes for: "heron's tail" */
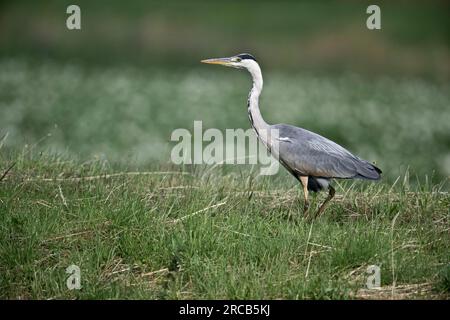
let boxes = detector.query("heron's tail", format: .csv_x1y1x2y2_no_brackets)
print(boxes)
355,161,382,180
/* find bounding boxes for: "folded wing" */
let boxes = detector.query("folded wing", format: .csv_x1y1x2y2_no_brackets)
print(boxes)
272,124,381,180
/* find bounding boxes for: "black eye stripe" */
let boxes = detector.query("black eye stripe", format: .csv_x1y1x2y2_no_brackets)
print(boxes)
236,53,257,61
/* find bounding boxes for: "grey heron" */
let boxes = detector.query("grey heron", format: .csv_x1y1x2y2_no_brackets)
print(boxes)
201,53,382,217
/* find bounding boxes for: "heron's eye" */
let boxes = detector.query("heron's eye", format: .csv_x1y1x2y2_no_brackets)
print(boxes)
232,57,242,63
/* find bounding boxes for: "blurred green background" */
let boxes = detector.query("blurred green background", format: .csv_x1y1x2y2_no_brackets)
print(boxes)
0,0,449,181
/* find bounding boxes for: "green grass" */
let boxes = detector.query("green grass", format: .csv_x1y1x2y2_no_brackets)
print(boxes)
0,152,448,299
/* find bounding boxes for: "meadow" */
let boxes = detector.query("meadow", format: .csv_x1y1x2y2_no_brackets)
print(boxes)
0,0,449,299
0,153,449,299
0,58,449,299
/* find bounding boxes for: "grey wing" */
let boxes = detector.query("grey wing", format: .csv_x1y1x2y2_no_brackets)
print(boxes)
272,124,381,180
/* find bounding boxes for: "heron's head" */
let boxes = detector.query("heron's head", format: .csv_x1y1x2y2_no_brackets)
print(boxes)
201,53,257,70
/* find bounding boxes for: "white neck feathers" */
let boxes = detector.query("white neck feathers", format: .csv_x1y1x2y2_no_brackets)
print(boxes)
245,60,269,135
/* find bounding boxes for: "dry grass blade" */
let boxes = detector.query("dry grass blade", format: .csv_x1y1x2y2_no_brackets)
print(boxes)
355,282,438,300
58,185,68,208
25,171,190,182
140,268,169,278
307,242,333,250
305,251,313,279
391,211,401,299
41,230,93,243
214,224,253,238
0,162,16,182
170,201,227,223
304,222,314,278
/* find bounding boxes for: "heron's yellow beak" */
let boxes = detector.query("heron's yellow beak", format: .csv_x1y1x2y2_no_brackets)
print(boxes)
201,57,232,66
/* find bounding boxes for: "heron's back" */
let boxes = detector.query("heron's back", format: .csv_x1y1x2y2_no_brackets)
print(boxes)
272,124,382,181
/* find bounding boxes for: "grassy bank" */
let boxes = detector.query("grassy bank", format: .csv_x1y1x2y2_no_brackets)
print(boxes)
0,153,448,299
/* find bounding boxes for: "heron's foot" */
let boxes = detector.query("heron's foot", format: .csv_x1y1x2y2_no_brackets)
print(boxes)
303,201,311,219
303,201,310,212
313,185,336,218
314,204,327,218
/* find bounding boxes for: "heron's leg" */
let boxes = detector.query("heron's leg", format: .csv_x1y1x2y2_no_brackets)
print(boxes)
299,176,310,213
315,185,335,217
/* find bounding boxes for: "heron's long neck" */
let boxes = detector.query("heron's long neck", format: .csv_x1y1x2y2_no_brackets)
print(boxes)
247,63,269,138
